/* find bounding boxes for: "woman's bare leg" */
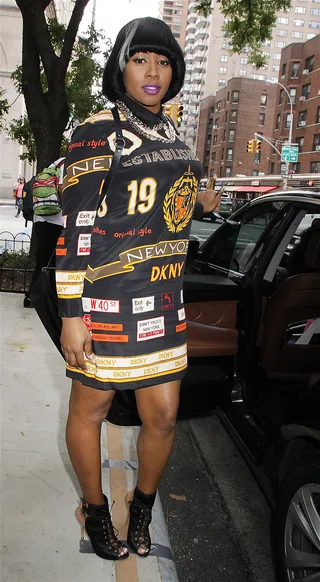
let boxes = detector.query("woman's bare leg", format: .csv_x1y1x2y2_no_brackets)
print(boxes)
66,379,116,505
135,380,181,494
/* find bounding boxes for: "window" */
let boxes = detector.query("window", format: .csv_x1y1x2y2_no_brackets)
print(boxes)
221,55,229,62
279,89,284,104
232,91,239,103
240,57,248,65
225,167,232,177
291,162,301,174
211,151,216,162
276,113,281,129
298,110,307,125
227,92,230,102
209,168,215,177
222,42,230,50
239,69,247,76
294,18,305,25
223,129,226,141
281,63,287,77
285,113,292,128
311,7,320,14
295,6,306,13
213,134,218,145
313,134,320,150
252,170,259,176
270,162,275,174
230,110,237,122
229,129,235,142
215,117,219,127
292,31,303,38
276,41,286,48
227,148,233,161
278,16,289,23
273,64,280,72
259,113,265,126
307,33,316,39
260,94,267,106
173,17,181,22
216,101,221,111
296,136,304,152
174,9,182,14
219,67,227,74
310,161,320,172
317,106,320,124
263,40,271,47
273,53,281,60
301,83,311,99
221,148,225,159
219,79,227,86
225,111,228,123
271,77,278,83
291,62,300,77
309,20,320,28
305,55,315,72
202,202,286,276
277,29,288,36
289,87,297,104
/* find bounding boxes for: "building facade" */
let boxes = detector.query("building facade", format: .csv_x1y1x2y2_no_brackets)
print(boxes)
180,0,320,152
196,78,277,179
158,0,188,49
270,34,320,174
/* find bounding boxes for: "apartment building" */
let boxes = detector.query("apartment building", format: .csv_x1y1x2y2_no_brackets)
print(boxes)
180,0,320,152
270,34,320,174
196,78,277,178
158,0,188,49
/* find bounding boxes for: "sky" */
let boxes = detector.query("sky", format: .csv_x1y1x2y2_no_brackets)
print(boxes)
81,0,159,42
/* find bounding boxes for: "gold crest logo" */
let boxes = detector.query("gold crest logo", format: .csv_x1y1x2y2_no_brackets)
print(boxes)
163,167,198,233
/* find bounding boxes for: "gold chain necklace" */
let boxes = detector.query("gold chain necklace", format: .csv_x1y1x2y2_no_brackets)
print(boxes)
116,101,177,144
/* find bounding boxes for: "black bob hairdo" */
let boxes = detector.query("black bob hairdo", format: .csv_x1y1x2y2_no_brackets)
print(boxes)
102,17,185,104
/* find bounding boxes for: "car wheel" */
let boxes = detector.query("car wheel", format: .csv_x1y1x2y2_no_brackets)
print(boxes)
273,454,320,582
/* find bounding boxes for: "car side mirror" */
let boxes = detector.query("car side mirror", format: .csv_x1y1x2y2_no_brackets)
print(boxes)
187,239,200,260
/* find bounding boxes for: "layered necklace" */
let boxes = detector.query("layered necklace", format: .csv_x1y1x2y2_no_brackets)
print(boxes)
116,100,177,144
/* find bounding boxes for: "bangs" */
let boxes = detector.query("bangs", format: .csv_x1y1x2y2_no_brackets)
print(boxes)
103,17,185,103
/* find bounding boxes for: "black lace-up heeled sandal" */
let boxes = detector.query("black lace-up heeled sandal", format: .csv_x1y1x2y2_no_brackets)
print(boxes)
126,488,155,557
76,495,129,561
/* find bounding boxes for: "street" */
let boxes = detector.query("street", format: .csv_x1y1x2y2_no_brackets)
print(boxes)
159,415,275,582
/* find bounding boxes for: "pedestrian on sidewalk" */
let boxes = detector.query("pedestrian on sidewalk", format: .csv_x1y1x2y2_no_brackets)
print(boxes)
56,17,205,561
13,176,25,217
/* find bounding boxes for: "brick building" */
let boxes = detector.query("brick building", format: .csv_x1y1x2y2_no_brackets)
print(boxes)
196,78,277,179
270,34,320,174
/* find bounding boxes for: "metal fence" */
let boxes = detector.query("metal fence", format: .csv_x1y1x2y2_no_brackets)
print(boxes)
0,231,34,293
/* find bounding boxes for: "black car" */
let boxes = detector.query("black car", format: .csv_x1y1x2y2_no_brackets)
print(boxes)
108,190,320,582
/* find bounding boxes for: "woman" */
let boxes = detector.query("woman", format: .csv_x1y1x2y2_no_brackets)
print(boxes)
56,17,202,560
13,176,25,217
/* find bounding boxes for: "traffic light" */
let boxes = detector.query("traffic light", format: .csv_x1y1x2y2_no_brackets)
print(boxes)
247,139,256,153
164,104,174,120
255,140,262,152
176,104,184,126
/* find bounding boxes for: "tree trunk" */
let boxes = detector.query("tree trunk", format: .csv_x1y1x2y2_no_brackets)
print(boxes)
16,0,89,171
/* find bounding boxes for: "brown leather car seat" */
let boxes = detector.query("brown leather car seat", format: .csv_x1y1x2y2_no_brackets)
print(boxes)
260,229,320,382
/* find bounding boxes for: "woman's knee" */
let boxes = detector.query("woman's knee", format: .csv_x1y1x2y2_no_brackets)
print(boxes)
143,407,177,434
69,380,115,423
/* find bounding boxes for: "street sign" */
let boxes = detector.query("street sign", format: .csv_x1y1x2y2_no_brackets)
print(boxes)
281,145,299,163
281,163,289,176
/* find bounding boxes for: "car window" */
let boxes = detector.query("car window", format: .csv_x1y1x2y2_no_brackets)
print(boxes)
201,201,285,277
280,210,320,271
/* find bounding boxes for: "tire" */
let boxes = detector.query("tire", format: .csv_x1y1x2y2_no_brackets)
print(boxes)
273,453,320,582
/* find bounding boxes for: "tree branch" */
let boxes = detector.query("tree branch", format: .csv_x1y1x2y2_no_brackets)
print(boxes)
15,0,57,87
60,0,90,77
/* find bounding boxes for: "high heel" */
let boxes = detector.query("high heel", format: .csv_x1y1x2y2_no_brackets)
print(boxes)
76,495,129,561
126,490,153,557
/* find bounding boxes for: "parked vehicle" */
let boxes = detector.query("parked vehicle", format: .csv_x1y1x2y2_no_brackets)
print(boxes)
108,190,320,582
218,192,233,216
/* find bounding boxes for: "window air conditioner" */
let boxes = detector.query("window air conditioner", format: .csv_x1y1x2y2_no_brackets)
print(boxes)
298,121,306,127
316,145,320,151
299,96,306,101
213,125,218,129
302,69,309,75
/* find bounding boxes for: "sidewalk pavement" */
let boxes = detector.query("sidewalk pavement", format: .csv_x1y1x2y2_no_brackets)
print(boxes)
1,293,178,582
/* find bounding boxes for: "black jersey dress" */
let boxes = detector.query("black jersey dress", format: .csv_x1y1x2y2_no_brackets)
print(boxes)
56,95,202,391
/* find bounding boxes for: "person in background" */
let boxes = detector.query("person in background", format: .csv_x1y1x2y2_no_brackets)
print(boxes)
13,176,25,217
24,158,64,308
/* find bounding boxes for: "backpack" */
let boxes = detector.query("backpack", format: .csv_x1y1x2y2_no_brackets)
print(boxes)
32,165,62,216
22,176,36,225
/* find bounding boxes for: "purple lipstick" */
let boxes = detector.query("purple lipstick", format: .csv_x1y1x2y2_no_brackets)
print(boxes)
142,84,161,95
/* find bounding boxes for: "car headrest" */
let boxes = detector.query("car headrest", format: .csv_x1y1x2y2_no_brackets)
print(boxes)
305,231,320,270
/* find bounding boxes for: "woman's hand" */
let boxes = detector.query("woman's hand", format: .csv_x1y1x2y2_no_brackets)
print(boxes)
60,317,93,371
